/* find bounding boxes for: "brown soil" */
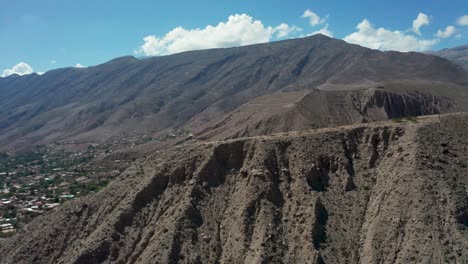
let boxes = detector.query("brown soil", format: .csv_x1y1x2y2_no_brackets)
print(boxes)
193,84,467,141
1,34,467,152
1,113,467,264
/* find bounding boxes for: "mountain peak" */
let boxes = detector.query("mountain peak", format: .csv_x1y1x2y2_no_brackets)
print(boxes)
0,35,466,150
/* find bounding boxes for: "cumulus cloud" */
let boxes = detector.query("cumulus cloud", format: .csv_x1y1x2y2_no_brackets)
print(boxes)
136,14,299,56
412,13,430,35
457,15,468,26
301,9,327,26
1,62,34,77
343,19,439,52
75,63,86,68
274,23,302,38
436,25,457,38
309,24,333,37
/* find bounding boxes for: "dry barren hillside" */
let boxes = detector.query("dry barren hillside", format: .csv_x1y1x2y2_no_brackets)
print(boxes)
0,35,467,151
430,45,468,70
193,82,468,140
1,113,467,264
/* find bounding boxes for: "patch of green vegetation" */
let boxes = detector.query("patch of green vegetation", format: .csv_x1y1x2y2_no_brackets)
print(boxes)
69,180,109,196
391,116,418,123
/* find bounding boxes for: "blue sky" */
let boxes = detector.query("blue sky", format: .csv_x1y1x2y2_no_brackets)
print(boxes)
1,0,467,76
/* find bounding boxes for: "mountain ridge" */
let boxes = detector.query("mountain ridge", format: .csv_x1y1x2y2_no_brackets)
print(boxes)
0,35,467,152
429,44,468,70
1,113,466,263
192,84,467,141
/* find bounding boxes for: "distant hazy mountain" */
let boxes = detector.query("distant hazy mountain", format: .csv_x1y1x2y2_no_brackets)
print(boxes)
0,34,467,151
430,45,468,70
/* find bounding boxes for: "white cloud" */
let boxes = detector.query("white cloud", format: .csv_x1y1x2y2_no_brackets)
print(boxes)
75,63,86,68
436,25,457,38
136,14,293,56
457,15,468,26
412,13,430,35
1,62,34,77
343,19,439,52
309,24,333,37
301,9,327,26
50,60,57,64
274,23,302,38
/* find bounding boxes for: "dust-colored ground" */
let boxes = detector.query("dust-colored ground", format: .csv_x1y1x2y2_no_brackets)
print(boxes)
1,34,467,152
193,82,468,141
0,113,467,264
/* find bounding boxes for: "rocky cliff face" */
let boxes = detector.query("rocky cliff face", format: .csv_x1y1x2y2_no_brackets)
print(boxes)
1,113,467,264
194,86,462,141
344,88,455,121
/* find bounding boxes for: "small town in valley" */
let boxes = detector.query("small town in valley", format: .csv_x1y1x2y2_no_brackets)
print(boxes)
0,144,124,237
0,129,192,237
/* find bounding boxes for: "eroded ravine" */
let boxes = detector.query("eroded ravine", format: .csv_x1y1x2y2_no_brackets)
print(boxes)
0,114,467,264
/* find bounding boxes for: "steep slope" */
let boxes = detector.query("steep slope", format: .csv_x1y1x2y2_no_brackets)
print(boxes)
430,45,468,70
193,82,468,140
0,35,467,151
1,113,467,264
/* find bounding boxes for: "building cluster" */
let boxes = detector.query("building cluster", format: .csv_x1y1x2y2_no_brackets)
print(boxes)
0,129,191,237
0,145,126,237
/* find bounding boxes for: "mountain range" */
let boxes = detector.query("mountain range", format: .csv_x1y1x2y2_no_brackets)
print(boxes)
0,35,467,151
430,45,468,70
1,35,468,264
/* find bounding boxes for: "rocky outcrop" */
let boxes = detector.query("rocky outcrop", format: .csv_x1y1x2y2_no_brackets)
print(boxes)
1,113,467,264
350,88,454,121
195,86,461,141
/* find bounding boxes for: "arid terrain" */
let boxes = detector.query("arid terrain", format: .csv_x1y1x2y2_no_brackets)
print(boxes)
193,83,468,141
1,33,468,264
0,35,467,152
1,113,467,264
3,0,468,260
430,45,468,70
